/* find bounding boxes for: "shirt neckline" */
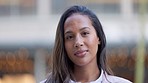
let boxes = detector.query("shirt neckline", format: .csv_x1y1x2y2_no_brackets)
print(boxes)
69,69,103,83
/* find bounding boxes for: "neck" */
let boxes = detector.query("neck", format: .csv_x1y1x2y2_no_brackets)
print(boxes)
72,61,100,82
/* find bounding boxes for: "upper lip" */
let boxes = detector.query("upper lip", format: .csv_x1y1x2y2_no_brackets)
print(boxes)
74,50,88,55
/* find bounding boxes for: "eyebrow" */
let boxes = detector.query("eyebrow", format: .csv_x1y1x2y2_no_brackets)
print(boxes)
80,27,90,31
64,27,90,35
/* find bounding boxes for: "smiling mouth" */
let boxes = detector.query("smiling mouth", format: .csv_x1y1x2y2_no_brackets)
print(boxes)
74,50,88,57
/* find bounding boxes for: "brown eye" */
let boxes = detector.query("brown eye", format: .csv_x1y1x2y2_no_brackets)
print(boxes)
82,32,89,36
66,35,73,40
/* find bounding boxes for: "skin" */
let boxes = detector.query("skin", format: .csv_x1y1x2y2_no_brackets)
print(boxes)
64,13,101,82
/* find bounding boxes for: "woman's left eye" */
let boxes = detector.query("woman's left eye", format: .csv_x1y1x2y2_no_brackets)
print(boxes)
82,32,89,36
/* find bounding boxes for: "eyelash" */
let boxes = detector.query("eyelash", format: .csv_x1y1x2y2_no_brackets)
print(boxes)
82,32,89,36
66,35,73,40
65,32,89,40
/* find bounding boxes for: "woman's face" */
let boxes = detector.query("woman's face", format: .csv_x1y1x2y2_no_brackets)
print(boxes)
64,14,100,67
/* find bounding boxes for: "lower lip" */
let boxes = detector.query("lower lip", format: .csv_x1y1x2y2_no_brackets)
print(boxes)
74,51,87,57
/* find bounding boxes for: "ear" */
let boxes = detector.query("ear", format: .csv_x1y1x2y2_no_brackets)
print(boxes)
97,37,101,45
98,40,101,45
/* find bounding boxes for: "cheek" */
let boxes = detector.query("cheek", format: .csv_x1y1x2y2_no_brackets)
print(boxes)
65,42,73,54
87,36,99,53
65,43,69,53
87,35,99,45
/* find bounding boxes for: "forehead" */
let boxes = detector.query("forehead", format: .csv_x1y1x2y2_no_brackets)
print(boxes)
64,14,92,29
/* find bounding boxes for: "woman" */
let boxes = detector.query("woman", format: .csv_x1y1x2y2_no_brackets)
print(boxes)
41,5,132,83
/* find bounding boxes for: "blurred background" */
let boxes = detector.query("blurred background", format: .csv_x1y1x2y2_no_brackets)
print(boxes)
0,0,148,83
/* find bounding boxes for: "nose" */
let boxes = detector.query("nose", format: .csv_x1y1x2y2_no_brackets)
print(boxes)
74,35,84,48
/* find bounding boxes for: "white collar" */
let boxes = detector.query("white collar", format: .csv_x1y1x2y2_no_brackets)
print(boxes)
69,69,103,83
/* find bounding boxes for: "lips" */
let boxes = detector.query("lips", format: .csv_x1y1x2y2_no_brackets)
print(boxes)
74,50,88,57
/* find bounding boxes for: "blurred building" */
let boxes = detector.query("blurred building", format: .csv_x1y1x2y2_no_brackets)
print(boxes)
0,0,148,83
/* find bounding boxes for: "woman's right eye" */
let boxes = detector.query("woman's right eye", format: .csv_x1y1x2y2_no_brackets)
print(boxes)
66,35,73,40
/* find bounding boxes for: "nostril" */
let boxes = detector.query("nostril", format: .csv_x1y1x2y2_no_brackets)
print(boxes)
76,44,83,47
